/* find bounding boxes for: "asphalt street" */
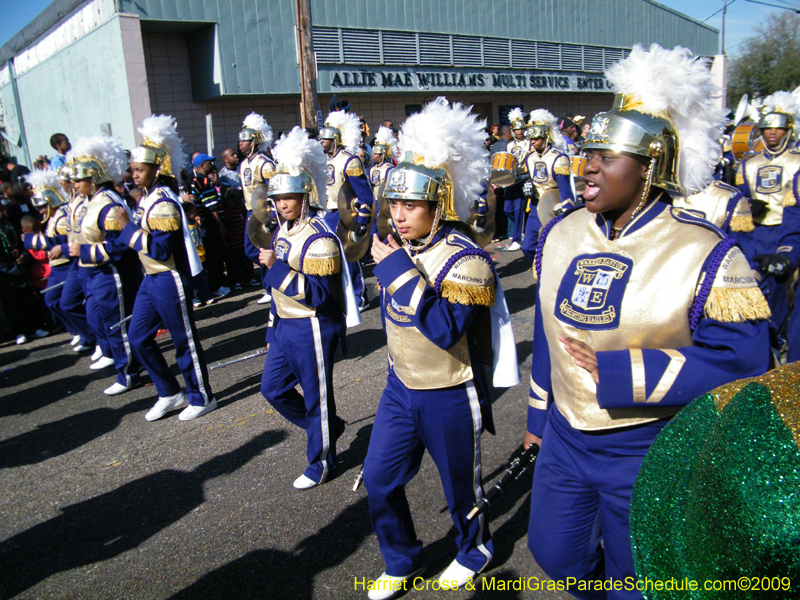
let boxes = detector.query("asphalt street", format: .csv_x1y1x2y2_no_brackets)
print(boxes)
0,241,572,600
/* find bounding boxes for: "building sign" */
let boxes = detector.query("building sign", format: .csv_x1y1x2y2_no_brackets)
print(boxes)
318,66,613,94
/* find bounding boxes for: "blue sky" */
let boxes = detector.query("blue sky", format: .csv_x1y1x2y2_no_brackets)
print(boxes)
0,0,792,55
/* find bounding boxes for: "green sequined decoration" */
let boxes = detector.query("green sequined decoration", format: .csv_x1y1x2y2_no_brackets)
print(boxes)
631,364,800,599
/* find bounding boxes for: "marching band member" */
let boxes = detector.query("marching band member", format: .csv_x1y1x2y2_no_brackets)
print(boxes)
259,127,360,489
67,136,142,395
499,107,530,252
526,45,771,600
23,169,87,345
369,126,398,239
364,97,519,599
115,115,217,421
319,110,375,309
735,92,800,360
238,113,276,303
673,179,754,237
519,109,575,266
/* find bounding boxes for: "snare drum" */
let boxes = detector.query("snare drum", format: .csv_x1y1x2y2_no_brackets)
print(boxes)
571,155,586,178
490,151,519,187
732,122,759,160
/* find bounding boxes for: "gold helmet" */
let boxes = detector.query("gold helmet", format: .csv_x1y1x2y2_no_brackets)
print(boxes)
130,115,186,179
240,113,273,152
508,107,525,131
372,126,398,162
577,44,726,197
268,127,328,213
26,170,69,209
321,111,361,154
67,135,127,186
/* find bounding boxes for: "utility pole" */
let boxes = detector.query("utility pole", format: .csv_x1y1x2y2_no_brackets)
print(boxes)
722,0,728,55
296,0,319,129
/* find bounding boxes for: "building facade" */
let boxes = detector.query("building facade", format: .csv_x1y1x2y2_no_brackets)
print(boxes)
0,0,718,166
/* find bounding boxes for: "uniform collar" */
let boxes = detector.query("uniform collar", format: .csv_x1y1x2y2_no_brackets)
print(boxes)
596,192,669,240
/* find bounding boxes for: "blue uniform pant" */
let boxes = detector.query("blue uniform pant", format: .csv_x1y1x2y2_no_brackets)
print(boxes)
244,210,266,290
323,210,366,306
503,188,525,244
59,262,95,346
261,316,341,483
522,209,543,266
45,264,77,335
528,405,667,600
129,271,214,407
86,265,140,387
363,371,493,577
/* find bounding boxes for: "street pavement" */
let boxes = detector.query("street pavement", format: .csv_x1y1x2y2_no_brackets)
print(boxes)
0,241,572,600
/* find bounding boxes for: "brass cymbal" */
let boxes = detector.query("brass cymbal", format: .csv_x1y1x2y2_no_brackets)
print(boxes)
336,220,370,262
251,183,272,224
336,184,360,231
465,186,496,248
246,213,276,249
376,191,393,240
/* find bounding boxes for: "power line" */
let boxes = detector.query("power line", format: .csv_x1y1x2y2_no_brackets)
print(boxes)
743,0,800,12
704,0,737,22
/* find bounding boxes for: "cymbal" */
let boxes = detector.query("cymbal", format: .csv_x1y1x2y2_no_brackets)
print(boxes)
246,213,275,250
465,187,496,248
251,183,272,224
336,220,370,262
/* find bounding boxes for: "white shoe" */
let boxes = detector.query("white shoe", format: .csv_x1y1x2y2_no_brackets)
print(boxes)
293,474,321,490
34,329,49,338
74,344,93,353
367,567,426,600
91,345,103,361
70,335,82,346
505,241,521,252
15,334,27,345
104,382,133,396
192,299,203,308
145,391,187,421
438,559,481,589
257,292,272,305
90,356,115,370
178,397,217,421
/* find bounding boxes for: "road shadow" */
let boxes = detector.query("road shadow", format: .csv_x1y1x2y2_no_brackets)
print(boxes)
0,430,287,599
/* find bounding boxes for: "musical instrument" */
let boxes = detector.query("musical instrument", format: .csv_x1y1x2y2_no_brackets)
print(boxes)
336,184,376,261
465,187,497,248
489,152,519,187
731,122,764,160
571,155,586,178
246,213,276,250
467,444,539,520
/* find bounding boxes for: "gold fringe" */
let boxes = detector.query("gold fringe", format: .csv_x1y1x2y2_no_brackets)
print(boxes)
103,217,122,231
303,256,341,277
345,164,364,177
148,216,181,231
735,171,744,186
441,280,496,306
56,225,68,236
729,214,754,232
704,286,772,323
553,166,571,176
782,190,797,207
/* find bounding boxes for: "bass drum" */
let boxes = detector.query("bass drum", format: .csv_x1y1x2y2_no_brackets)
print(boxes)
465,187,496,248
732,122,761,161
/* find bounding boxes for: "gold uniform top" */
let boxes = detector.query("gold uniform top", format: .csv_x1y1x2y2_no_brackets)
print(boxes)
736,144,800,226
508,138,533,163
325,148,365,211
534,200,769,431
73,190,126,267
270,217,343,320
126,187,183,275
370,161,394,200
239,152,276,211
673,180,754,233
523,145,572,226
382,229,496,390
29,207,71,267
66,194,87,244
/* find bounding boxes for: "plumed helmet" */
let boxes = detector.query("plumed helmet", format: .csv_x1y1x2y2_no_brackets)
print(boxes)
508,107,526,131
372,126,398,161
268,127,329,212
67,135,128,186
321,111,362,154
130,114,187,179
239,113,274,153
25,170,68,209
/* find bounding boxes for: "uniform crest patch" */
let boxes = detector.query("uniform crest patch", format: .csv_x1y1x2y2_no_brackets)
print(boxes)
532,161,549,183
74,206,87,229
243,168,253,187
275,239,290,261
370,169,382,185
326,164,335,186
756,165,783,194
555,253,633,330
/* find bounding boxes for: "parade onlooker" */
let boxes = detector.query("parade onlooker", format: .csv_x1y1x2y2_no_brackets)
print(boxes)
49,134,71,170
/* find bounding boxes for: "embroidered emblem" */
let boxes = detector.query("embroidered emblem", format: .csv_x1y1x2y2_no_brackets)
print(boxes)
388,170,407,192
756,166,783,194
243,167,253,187
74,206,87,229
555,253,633,330
326,164,335,186
532,162,549,183
370,169,381,185
511,146,523,159
275,239,290,261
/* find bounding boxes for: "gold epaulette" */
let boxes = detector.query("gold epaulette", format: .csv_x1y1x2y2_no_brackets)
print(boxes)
735,170,744,186
303,236,342,277
704,286,771,323
56,224,68,236
103,216,122,231
729,214,755,232
782,189,797,207
345,160,364,177
441,280,495,306
263,164,275,179
553,165,570,176
148,200,182,231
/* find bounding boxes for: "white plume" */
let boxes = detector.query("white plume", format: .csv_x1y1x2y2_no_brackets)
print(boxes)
271,126,328,205
508,107,524,124
606,44,727,195
398,97,489,221
24,169,61,191
528,108,566,152
374,126,398,158
242,112,274,152
324,111,362,154
761,91,800,123
138,114,188,174
67,135,128,183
